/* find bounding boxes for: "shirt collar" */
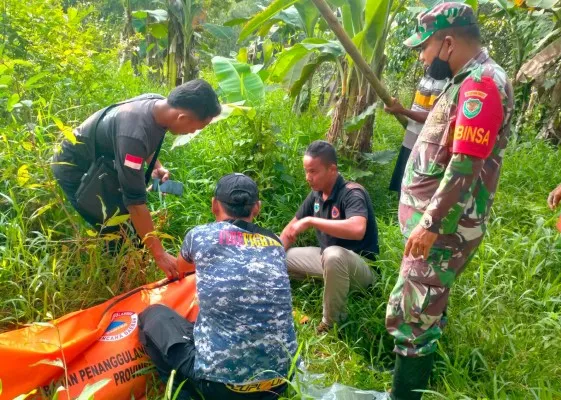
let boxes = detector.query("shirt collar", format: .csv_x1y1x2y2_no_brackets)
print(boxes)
317,174,345,202
452,48,489,84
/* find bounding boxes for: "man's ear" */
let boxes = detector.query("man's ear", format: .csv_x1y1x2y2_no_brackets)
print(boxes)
251,201,261,218
177,112,188,123
211,197,219,216
445,35,455,55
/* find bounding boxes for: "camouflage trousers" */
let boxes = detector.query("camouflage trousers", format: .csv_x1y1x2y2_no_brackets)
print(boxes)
385,235,482,357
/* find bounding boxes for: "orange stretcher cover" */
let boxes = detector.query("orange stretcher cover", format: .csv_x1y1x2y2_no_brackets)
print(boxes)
0,275,198,400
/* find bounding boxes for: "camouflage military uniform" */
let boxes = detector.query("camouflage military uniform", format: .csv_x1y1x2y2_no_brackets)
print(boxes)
386,47,514,357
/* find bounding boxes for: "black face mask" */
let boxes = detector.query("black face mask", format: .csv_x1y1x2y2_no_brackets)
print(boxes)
427,41,453,80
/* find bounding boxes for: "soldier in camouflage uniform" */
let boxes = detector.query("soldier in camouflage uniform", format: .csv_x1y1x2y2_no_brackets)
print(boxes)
385,3,514,399
138,173,297,400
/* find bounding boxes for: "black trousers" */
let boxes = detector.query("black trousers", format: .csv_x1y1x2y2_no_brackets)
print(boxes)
51,162,121,234
138,305,288,400
389,146,412,194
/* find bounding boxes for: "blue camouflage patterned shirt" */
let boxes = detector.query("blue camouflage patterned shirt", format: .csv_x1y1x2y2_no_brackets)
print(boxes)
180,220,298,384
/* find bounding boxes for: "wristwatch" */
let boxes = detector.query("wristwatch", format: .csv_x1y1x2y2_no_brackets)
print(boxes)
420,213,437,232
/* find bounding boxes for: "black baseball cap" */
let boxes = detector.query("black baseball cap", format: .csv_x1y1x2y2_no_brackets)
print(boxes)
214,173,259,205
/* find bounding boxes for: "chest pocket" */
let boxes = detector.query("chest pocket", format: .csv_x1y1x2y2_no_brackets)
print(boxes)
418,94,453,146
412,94,455,178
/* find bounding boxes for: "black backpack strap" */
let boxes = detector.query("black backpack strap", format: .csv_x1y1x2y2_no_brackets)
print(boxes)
145,134,165,185
90,94,164,186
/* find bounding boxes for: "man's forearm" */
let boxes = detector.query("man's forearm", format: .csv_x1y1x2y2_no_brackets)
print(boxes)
401,109,429,124
308,217,366,240
146,153,162,169
128,203,164,257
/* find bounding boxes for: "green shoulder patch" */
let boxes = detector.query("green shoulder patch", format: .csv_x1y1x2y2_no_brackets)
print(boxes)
463,98,483,119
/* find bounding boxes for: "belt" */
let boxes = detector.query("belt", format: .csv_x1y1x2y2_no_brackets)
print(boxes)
226,377,285,393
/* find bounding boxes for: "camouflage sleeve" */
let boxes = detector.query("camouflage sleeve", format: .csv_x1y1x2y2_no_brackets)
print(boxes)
422,153,485,233
422,76,504,234
180,229,194,262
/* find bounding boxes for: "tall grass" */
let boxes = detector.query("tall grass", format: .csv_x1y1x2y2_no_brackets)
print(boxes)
2,57,561,400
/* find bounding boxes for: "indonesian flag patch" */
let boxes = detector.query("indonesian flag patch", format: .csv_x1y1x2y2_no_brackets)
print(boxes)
124,154,143,170
452,76,504,159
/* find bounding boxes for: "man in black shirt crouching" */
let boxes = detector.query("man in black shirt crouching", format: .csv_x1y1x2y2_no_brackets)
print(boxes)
52,79,221,278
280,140,379,333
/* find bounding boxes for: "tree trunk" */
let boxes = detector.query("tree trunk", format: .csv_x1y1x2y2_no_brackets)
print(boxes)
327,55,386,156
355,85,377,153
183,37,199,82
119,0,139,74
326,95,349,145
536,79,561,144
311,0,407,127
354,55,386,153
318,69,336,108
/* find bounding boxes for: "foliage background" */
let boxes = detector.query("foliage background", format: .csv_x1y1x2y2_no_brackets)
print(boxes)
1,0,561,399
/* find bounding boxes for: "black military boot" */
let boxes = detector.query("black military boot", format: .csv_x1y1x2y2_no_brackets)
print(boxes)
390,353,434,400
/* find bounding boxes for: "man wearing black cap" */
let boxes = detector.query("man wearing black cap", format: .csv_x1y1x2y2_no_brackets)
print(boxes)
138,173,297,400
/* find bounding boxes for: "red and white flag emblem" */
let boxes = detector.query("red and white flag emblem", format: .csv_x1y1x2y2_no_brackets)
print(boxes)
124,154,143,170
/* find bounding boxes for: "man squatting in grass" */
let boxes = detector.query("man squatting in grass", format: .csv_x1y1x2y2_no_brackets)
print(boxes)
51,80,221,279
280,140,379,334
385,3,514,399
384,71,446,196
138,173,297,400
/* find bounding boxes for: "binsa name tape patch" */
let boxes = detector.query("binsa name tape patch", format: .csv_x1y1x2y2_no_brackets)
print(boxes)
453,76,504,159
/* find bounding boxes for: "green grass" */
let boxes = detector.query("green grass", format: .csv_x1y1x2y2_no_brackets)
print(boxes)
3,1,560,398
3,92,561,399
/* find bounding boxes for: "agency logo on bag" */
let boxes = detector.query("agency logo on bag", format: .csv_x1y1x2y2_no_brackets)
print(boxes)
99,311,138,342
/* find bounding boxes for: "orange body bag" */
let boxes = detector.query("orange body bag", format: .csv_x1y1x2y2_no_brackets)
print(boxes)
0,276,198,399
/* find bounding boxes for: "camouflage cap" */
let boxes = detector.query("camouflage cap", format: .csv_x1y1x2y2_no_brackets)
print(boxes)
404,2,477,48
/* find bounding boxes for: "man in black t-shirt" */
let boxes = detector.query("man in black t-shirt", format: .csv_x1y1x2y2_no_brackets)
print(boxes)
280,141,379,333
52,79,221,278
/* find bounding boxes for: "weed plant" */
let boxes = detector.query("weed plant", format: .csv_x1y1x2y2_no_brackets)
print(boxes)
3,92,561,398
1,2,561,399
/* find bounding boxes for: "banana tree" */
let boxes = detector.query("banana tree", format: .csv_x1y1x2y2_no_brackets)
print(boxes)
168,0,205,87
131,8,170,78
490,0,559,139
236,0,323,112
517,37,561,143
513,0,561,142
119,0,140,73
239,0,403,155
211,56,266,105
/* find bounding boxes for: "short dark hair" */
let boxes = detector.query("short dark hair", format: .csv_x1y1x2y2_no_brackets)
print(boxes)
218,196,255,218
305,140,337,166
167,79,221,121
434,24,481,43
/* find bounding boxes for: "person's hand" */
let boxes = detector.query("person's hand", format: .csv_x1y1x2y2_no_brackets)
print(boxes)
280,226,297,249
547,184,561,210
292,217,312,236
404,224,438,260
384,97,405,116
154,252,181,280
152,166,170,183
280,218,312,249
